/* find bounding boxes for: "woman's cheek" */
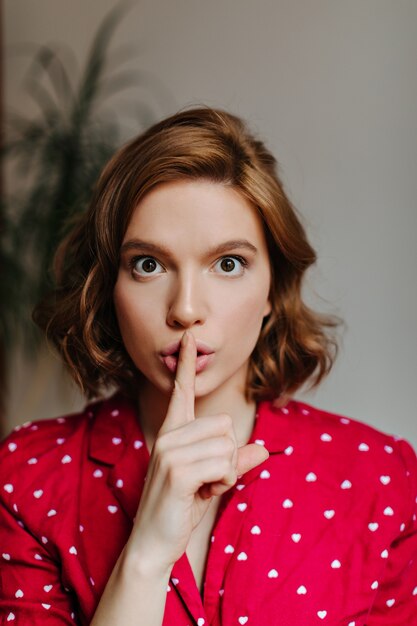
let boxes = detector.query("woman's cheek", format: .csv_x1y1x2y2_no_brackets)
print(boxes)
235,287,270,325
219,299,266,359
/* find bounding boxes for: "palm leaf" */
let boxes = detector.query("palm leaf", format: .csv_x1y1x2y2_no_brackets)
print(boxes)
0,3,158,351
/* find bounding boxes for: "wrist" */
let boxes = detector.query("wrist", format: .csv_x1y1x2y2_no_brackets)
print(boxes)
120,540,174,581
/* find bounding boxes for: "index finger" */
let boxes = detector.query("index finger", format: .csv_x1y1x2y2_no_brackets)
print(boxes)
160,330,197,432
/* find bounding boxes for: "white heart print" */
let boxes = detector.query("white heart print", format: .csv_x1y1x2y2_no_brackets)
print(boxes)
238,618,248,625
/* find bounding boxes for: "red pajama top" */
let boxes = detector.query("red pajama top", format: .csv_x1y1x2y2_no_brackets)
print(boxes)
0,392,417,626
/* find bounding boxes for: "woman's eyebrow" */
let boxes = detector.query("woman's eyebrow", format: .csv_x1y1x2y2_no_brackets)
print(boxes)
120,238,258,257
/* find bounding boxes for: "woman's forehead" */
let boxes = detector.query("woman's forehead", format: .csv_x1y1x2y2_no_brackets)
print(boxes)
123,179,268,247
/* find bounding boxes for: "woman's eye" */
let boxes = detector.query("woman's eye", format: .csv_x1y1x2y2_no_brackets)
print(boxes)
131,256,164,276
129,254,248,278
214,256,248,276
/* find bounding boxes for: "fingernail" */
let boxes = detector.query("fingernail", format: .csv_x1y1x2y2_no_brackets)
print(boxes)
181,331,189,347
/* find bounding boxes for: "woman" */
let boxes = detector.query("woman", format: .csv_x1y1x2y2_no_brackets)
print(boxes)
1,107,416,625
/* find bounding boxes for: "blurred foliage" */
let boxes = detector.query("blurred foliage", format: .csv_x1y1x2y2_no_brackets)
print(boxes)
0,4,156,352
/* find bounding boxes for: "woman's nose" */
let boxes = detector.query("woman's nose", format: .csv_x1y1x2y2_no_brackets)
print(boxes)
166,270,207,329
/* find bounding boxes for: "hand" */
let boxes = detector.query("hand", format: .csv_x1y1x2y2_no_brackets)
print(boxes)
126,330,270,571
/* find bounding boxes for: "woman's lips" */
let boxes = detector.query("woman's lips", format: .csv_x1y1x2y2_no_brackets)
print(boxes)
160,352,214,374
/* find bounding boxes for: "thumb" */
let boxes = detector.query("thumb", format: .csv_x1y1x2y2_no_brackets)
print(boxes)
236,444,269,477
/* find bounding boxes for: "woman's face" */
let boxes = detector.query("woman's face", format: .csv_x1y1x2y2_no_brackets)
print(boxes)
113,179,272,400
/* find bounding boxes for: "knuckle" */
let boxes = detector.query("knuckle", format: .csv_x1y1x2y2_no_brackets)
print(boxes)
222,436,236,457
222,457,233,474
172,379,184,397
227,474,238,487
222,463,237,486
174,379,193,396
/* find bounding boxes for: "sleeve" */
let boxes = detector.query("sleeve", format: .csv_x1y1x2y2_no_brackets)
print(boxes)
366,437,417,625
0,435,79,624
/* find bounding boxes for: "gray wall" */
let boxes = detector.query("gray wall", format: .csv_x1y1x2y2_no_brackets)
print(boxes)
4,0,417,446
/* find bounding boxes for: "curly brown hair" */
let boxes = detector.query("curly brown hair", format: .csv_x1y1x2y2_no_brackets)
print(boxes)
33,106,343,404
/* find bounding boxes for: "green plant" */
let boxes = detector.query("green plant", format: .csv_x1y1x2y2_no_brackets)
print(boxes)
0,4,155,350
